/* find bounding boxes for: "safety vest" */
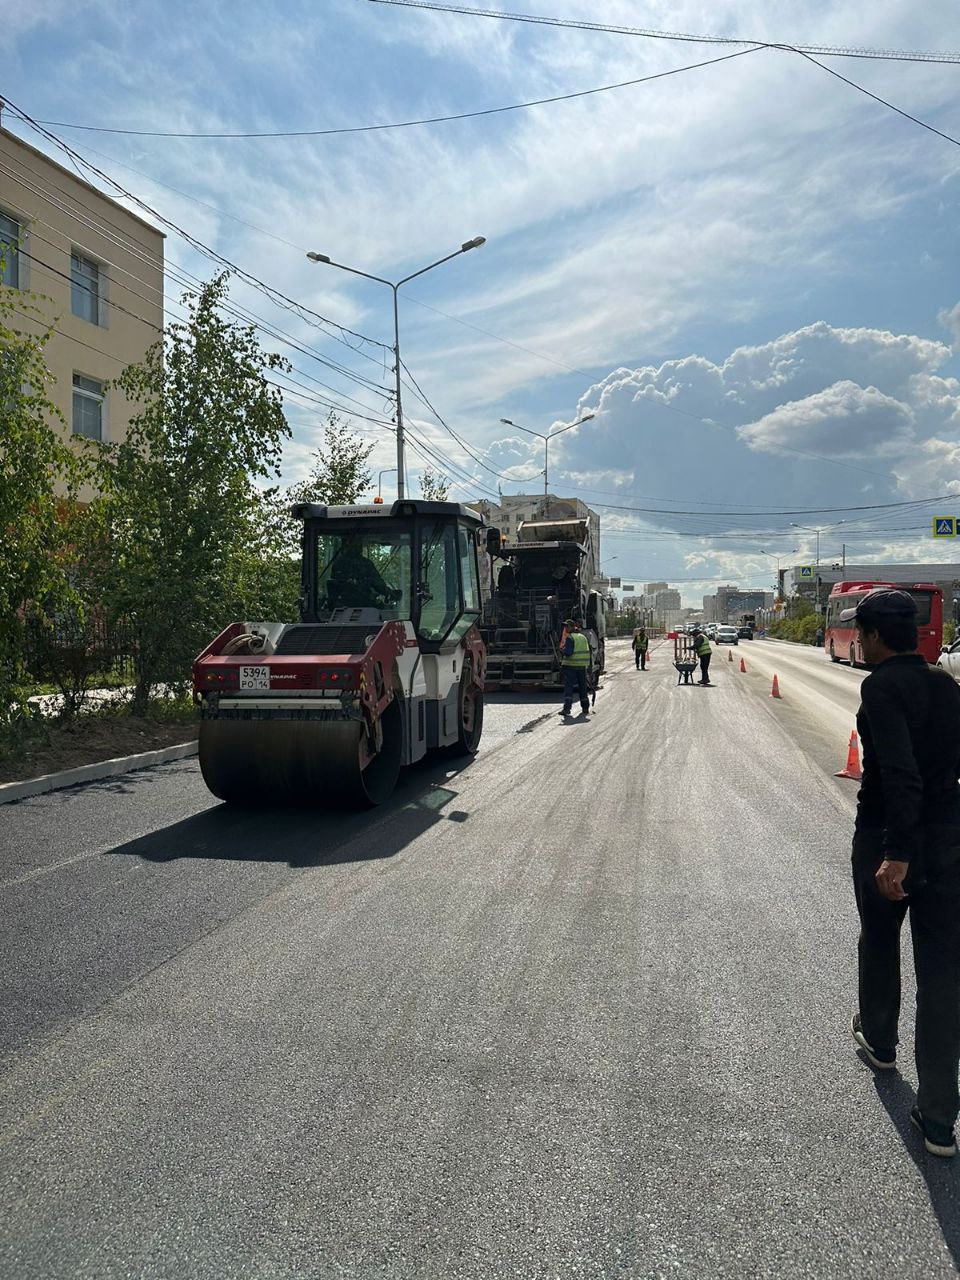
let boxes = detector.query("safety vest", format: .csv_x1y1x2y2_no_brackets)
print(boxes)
562,631,591,668
695,635,711,657
633,634,649,652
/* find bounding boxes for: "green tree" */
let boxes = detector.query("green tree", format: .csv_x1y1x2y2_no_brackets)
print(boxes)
24,501,114,720
288,410,374,507
0,279,87,737
419,467,451,501
95,274,291,712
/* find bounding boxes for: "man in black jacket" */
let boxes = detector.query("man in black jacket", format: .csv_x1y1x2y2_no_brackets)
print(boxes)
846,588,960,1157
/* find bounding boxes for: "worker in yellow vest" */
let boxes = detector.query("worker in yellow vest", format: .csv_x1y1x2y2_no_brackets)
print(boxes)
560,617,592,717
692,627,712,685
633,628,649,670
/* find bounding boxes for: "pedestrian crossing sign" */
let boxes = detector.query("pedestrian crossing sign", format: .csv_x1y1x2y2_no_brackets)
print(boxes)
798,565,814,579
933,516,957,537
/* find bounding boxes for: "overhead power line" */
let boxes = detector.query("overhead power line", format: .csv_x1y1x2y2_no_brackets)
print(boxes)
13,219,396,420
794,50,960,149
3,99,390,354
22,48,761,139
364,0,960,64
563,494,955,519
360,2,960,152
1,139,401,414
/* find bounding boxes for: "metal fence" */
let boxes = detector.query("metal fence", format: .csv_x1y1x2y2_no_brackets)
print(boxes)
23,606,138,690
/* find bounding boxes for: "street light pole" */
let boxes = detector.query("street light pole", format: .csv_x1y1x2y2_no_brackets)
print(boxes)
378,467,397,499
307,237,486,499
499,413,595,518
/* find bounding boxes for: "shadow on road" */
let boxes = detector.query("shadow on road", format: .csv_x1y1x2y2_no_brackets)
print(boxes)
105,754,477,870
873,1071,960,1268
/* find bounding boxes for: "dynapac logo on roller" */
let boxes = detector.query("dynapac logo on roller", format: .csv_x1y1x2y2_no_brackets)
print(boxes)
327,505,390,517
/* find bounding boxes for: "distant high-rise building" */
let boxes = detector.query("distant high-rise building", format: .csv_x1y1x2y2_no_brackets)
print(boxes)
654,589,681,611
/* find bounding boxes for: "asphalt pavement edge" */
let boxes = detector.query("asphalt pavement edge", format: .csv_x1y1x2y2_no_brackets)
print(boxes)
0,741,199,806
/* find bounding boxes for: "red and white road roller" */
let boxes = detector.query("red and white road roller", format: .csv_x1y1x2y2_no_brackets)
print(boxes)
193,500,486,806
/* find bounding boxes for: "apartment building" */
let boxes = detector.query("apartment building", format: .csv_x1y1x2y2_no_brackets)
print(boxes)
0,125,164,448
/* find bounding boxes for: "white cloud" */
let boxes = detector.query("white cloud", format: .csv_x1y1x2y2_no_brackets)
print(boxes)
939,302,960,349
737,381,915,459
558,320,957,494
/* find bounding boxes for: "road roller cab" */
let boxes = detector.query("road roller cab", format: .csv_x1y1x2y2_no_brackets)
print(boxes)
193,500,487,806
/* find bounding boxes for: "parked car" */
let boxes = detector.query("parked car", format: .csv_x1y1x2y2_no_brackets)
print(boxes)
737,625,754,640
715,625,739,645
938,637,960,681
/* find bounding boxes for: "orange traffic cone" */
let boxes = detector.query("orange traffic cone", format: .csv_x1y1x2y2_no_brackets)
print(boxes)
771,673,782,699
739,656,747,673
728,649,733,662
835,731,862,781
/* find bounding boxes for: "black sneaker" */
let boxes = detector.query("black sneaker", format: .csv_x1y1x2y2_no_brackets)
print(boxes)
911,1106,958,1158
851,1014,896,1070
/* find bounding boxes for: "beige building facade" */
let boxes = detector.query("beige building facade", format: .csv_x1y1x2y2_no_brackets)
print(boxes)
0,126,164,449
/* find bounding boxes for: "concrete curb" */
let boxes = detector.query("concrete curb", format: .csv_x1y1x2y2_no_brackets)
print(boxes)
0,740,199,806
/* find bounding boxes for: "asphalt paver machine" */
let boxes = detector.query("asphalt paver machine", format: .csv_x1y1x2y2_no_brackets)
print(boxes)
193,500,487,806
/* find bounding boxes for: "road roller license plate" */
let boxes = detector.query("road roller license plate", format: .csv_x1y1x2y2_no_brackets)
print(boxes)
239,665,270,690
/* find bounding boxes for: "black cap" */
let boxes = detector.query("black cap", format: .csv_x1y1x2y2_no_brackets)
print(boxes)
838,587,917,624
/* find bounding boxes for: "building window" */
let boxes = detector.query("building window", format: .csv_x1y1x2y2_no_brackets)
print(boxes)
72,374,104,440
0,211,19,288
71,251,101,324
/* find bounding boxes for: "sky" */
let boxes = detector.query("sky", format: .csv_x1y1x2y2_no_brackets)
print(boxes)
3,0,960,603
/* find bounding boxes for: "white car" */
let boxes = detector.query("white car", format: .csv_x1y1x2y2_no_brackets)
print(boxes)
715,625,739,645
938,637,960,681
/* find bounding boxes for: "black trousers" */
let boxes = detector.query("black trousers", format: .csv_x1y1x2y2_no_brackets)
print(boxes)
699,653,711,683
635,650,646,669
853,830,960,1130
562,667,589,713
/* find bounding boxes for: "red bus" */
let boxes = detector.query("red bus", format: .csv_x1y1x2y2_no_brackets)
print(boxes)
824,581,943,666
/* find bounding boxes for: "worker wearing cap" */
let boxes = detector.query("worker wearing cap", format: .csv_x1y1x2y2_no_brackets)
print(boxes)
844,588,960,1157
633,628,649,671
560,618,591,717
692,628,712,685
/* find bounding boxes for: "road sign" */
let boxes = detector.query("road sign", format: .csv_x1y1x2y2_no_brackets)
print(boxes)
609,577,621,588
798,565,814,579
623,583,635,592
933,516,957,537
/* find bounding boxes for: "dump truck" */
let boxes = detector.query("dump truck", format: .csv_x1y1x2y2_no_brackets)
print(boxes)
193,500,486,806
479,516,605,690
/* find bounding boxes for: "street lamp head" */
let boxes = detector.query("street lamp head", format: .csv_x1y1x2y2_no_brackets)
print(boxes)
462,236,486,251
306,252,331,264
579,413,595,423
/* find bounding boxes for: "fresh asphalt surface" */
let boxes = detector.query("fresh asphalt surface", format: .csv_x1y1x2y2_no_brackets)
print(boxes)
2,639,959,1279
